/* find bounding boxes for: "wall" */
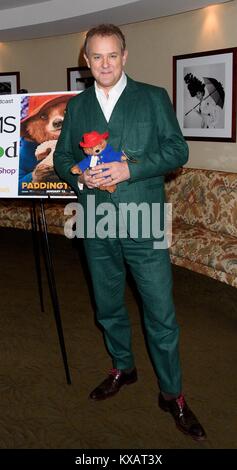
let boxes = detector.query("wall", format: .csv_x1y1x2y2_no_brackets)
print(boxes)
0,1,237,171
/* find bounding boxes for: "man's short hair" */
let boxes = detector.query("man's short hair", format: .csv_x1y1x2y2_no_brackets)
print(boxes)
84,24,126,56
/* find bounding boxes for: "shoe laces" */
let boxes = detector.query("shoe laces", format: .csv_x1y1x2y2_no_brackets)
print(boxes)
109,368,121,378
175,394,186,417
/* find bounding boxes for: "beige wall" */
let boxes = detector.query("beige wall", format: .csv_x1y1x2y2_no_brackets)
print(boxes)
1,1,237,171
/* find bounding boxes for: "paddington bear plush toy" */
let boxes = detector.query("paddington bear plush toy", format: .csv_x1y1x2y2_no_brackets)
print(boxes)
71,131,127,193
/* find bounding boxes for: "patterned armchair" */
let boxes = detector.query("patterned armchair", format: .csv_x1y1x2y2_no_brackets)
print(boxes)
165,168,237,287
0,199,69,235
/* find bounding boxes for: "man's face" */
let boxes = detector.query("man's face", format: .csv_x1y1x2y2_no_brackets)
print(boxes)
84,34,128,93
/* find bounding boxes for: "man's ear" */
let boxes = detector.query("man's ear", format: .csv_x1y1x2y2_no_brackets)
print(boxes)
84,53,90,68
122,49,128,67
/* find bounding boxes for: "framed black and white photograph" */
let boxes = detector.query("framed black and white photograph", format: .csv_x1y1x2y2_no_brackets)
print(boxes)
0,72,20,95
67,66,94,91
173,48,237,142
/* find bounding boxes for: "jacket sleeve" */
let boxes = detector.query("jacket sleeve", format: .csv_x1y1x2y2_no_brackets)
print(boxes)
127,88,189,182
53,102,80,195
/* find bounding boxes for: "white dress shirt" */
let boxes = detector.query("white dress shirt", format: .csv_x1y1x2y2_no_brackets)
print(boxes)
95,72,127,122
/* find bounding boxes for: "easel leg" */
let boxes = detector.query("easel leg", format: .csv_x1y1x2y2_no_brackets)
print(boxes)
39,199,72,385
31,200,44,312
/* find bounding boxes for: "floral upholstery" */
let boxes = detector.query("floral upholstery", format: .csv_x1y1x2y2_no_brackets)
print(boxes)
0,198,72,235
165,168,237,287
1,167,237,287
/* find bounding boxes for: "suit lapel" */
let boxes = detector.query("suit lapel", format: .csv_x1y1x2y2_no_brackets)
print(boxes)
109,76,139,150
86,86,108,130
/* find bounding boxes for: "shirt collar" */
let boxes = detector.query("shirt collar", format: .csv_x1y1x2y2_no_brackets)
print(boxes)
95,72,127,99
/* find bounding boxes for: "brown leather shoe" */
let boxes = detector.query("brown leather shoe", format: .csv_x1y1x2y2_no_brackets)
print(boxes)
159,393,207,441
89,368,138,400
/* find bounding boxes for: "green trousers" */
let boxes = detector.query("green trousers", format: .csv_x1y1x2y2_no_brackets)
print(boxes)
83,237,182,395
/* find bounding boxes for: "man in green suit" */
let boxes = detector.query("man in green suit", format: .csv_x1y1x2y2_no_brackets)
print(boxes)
54,24,206,441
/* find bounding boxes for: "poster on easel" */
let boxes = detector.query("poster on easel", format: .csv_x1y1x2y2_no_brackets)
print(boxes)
0,91,78,198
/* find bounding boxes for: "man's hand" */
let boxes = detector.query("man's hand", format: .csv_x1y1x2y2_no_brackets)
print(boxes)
89,161,130,188
77,168,101,189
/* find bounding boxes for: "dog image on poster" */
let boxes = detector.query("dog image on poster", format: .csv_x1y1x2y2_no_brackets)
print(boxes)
18,93,76,196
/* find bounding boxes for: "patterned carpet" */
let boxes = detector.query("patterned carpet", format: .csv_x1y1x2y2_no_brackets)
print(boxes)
0,228,236,449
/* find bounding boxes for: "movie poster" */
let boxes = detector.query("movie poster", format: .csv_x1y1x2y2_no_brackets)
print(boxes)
0,91,77,198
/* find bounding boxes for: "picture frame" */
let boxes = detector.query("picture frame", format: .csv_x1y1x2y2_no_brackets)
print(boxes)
0,72,20,95
67,66,94,91
173,48,237,142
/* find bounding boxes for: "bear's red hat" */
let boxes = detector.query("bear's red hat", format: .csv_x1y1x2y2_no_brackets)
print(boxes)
80,131,109,148
21,94,74,124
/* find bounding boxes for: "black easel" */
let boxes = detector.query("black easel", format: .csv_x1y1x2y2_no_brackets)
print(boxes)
31,200,44,313
31,198,71,385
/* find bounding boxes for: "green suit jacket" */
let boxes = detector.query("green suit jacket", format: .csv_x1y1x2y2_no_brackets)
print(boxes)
54,76,188,238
